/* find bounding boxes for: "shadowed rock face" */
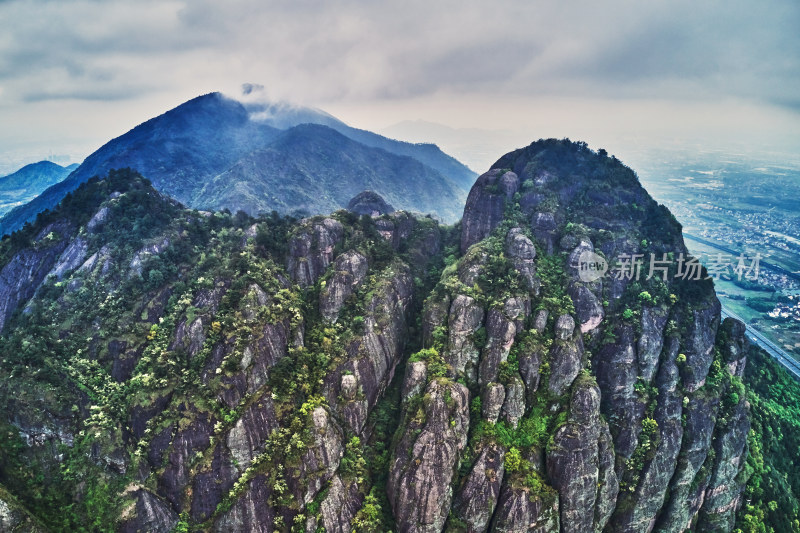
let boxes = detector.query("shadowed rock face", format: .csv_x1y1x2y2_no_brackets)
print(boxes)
490,483,560,533
119,490,179,533
461,168,520,253
0,141,750,533
347,190,395,217
0,220,72,331
0,487,48,533
452,442,506,531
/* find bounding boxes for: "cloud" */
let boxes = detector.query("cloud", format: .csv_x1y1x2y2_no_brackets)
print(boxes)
1,0,798,107
241,83,264,96
0,0,798,163
23,84,153,103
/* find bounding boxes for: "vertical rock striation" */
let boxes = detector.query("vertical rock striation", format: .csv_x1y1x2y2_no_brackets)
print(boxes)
0,142,751,533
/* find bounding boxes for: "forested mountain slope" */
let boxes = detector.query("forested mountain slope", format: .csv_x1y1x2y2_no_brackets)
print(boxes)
0,140,760,532
736,345,800,532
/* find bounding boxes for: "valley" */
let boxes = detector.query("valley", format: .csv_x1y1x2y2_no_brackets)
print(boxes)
631,148,800,361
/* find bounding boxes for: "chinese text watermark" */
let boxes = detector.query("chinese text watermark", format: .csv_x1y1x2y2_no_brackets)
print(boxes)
576,250,761,283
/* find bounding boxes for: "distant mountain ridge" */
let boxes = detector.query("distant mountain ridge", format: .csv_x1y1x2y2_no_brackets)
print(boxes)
0,161,77,218
0,92,475,234
191,123,466,220
242,99,475,188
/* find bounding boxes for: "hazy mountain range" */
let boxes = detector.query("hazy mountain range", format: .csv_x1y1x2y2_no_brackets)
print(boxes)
0,93,475,234
0,161,78,218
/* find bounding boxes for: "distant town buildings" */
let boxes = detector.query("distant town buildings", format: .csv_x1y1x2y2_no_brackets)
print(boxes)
769,295,800,322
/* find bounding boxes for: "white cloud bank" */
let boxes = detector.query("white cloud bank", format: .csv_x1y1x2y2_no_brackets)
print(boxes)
0,0,798,169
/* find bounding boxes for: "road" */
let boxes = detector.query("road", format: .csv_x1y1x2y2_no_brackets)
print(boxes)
720,305,800,380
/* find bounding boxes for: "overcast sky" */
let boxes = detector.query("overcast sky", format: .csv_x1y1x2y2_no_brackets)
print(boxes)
1,0,798,173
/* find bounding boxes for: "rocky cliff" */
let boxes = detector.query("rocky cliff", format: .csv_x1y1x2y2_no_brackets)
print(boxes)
382,140,749,533
0,140,750,532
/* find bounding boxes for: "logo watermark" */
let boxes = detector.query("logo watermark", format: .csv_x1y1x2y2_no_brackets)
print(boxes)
574,252,761,282
577,250,609,282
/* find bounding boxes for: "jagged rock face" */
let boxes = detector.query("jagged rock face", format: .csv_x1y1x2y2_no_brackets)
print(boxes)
506,227,540,294
388,379,470,532
292,406,344,503
323,263,414,429
0,142,751,533
49,235,89,279
546,381,614,533
319,250,368,321
595,422,620,531
212,475,273,533
0,168,445,532
720,317,748,377
490,484,560,533
568,280,603,333
483,382,507,423
519,340,545,403
479,307,519,387
595,324,643,459
461,168,519,253
225,400,278,472
548,316,583,397
502,376,525,428
0,220,72,331
565,240,604,333
0,488,47,533
383,139,749,533
452,443,506,531
695,398,750,531
637,306,669,382
607,338,682,532
286,217,344,287
129,236,172,277
402,360,428,401
316,475,362,533
446,294,486,383
682,301,722,392
119,489,179,533
86,205,110,233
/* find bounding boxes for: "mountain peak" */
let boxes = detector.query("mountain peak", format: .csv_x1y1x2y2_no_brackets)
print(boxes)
462,138,682,253
0,92,475,235
0,161,75,219
347,190,395,216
